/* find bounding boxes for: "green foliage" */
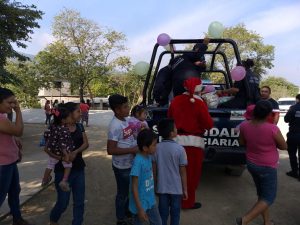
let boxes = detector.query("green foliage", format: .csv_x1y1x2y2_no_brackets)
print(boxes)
36,8,130,100
0,0,43,84
35,41,77,84
260,76,299,100
4,60,46,108
221,24,274,77
185,24,274,79
91,72,145,106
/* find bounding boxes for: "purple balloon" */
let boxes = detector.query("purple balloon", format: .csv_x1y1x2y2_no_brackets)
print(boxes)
157,33,171,46
204,85,215,93
231,66,246,81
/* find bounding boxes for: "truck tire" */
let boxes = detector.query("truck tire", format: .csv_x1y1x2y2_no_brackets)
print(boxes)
225,165,246,176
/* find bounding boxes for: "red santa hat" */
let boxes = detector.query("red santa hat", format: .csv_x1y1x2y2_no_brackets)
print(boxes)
184,77,203,103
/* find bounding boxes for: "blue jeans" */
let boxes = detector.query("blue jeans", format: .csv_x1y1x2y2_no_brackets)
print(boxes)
113,166,131,221
50,169,85,225
158,194,181,225
134,205,162,225
247,161,277,205
0,162,22,221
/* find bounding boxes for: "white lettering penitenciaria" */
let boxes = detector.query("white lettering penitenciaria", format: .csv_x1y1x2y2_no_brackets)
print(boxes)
204,138,240,147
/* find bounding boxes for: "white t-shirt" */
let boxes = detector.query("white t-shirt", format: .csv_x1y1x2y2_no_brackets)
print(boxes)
108,116,137,169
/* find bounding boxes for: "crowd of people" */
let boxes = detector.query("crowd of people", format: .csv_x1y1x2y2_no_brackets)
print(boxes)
44,99,91,127
0,78,299,225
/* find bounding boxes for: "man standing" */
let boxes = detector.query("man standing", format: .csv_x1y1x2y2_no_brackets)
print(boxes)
168,77,213,209
260,86,280,124
284,94,300,179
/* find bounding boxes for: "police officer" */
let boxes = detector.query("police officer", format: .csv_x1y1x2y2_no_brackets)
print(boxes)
285,94,300,179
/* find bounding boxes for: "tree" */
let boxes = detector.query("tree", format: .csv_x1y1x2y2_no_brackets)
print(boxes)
91,72,145,106
186,24,274,80
0,0,43,85
221,24,274,77
38,8,130,101
260,76,299,100
35,41,77,86
4,60,46,108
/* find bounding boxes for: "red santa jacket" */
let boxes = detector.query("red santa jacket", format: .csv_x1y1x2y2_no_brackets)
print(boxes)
168,94,214,136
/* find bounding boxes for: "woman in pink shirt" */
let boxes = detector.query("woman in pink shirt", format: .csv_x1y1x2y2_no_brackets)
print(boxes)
237,100,287,225
0,88,33,225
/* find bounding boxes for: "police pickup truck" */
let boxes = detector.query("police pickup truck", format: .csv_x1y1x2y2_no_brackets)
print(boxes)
141,39,251,175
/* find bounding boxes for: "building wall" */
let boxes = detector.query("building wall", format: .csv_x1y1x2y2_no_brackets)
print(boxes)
38,81,71,97
38,81,109,109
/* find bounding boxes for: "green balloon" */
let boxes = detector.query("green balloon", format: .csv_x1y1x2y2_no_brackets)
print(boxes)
208,21,224,38
134,61,150,75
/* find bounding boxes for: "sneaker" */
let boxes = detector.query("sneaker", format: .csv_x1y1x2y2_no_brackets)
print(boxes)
13,218,34,225
235,217,242,225
59,180,70,192
184,202,202,210
286,171,299,179
192,202,202,209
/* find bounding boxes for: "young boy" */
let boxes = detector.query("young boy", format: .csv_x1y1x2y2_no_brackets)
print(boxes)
153,119,188,225
129,129,162,225
107,94,138,225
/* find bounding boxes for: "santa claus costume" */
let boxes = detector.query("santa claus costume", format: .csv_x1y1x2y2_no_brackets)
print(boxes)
168,77,214,209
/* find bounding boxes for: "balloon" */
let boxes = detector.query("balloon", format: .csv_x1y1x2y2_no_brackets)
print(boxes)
134,61,150,75
204,85,215,93
157,33,171,46
231,66,246,81
163,44,176,51
208,21,224,38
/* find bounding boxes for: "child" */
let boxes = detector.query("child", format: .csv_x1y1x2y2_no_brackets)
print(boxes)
129,105,149,138
42,105,74,192
237,100,287,225
107,94,138,225
234,104,255,133
153,119,187,225
129,129,162,225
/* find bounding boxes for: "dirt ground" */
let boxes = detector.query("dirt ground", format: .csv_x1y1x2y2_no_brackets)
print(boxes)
1,124,300,225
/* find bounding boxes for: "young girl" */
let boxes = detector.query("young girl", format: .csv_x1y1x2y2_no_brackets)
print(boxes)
42,104,74,192
237,100,287,225
129,105,149,138
234,104,255,133
48,102,88,225
0,87,34,225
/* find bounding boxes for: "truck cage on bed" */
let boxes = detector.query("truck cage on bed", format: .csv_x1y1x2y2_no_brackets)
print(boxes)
142,38,250,106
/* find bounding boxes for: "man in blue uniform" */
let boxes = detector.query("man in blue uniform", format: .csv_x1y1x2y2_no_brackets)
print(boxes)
285,94,300,179
153,39,210,105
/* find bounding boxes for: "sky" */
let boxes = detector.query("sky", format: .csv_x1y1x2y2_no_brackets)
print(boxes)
18,0,300,86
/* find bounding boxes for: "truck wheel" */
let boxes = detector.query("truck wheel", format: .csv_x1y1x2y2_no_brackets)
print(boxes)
225,165,246,177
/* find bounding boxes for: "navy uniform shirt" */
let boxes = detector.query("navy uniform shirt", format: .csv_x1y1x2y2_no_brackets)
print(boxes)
284,102,300,133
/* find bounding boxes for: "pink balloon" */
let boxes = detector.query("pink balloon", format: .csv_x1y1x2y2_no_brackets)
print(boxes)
231,66,246,81
204,85,215,93
157,33,171,46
